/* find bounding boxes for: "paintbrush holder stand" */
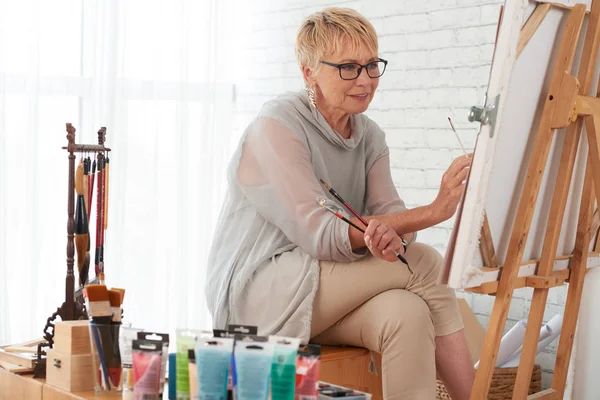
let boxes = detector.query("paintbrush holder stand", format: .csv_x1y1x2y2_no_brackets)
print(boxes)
36,124,109,378
88,323,123,394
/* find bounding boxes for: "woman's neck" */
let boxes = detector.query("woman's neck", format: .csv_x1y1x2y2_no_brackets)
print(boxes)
315,98,351,139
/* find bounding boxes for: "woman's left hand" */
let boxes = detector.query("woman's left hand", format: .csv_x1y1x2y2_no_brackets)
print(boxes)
364,219,405,262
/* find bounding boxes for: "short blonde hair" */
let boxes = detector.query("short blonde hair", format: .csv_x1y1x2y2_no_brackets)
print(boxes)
295,8,378,74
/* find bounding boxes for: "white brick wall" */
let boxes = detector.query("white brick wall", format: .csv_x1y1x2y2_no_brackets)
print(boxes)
233,0,567,389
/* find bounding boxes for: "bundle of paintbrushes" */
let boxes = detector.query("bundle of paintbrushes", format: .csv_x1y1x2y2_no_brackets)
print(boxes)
83,284,125,391
317,179,412,273
74,150,110,290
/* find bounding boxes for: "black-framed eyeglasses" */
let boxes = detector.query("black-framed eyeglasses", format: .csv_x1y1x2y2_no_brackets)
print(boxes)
320,58,388,80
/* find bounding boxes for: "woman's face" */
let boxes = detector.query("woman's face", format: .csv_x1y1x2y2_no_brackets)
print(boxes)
304,43,380,115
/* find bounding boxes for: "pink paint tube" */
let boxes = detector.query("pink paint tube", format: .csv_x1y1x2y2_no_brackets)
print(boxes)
295,344,321,400
132,339,163,400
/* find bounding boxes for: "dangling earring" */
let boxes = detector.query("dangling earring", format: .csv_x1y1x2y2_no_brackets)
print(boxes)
306,84,316,108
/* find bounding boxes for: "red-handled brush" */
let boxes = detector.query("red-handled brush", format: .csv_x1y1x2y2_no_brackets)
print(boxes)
319,179,368,226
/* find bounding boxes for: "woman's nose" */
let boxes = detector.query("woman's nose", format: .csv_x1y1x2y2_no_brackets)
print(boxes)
356,67,371,85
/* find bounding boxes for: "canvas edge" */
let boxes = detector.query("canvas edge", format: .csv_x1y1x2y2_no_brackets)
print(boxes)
447,0,530,289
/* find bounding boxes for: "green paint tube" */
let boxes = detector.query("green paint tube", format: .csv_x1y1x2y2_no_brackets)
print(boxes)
176,329,212,400
269,336,300,400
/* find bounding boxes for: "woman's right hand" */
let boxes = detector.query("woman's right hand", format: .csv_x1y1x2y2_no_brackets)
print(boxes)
364,219,405,262
432,154,472,221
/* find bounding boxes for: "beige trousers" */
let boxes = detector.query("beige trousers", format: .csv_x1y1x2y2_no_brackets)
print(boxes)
310,242,463,400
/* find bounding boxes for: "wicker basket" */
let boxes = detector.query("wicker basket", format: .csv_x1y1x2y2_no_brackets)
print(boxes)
436,365,542,400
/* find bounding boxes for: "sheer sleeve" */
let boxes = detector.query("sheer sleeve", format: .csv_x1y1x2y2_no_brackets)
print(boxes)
365,152,417,244
236,117,367,262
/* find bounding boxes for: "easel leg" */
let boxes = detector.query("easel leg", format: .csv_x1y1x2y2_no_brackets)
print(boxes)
552,159,594,399
512,119,586,400
551,114,600,396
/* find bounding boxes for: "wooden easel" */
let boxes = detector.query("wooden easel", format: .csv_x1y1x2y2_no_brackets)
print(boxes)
468,2,600,399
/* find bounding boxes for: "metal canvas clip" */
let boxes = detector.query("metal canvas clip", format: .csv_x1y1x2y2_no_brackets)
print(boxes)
469,94,500,138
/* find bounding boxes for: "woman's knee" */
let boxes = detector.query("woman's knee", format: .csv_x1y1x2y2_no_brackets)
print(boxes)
406,242,443,285
374,290,435,347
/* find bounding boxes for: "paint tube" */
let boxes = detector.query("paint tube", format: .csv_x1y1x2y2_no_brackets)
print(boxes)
132,339,163,400
230,334,268,394
213,329,236,398
119,326,143,392
295,344,321,400
188,349,198,400
213,326,257,400
176,329,212,400
233,340,274,400
269,336,300,400
226,324,258,335
168,353,177,400
176,330,195,400
137,332,170,397
195,337,234,400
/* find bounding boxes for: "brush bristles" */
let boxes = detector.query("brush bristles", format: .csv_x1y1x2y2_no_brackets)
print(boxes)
84,284,108,301
75,162,85,195
319,179,331,191
112,288,126,304
84,284,112,319
107,290,122,308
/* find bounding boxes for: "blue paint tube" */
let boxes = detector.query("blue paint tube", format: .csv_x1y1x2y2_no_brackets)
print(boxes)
269,336,300,400
168,353,177,400
195,337,234,400
233,340,274,400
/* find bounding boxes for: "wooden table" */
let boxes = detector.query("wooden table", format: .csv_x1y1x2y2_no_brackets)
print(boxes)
0,368,137,400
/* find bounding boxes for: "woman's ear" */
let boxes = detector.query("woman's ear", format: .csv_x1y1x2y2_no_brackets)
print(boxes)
301,65,315,87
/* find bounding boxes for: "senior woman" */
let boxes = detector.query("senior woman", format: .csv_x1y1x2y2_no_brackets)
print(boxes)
206,7,474,400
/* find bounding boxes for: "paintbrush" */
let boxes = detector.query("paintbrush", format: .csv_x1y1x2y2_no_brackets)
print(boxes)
320,179,368,226
447,117,469,158
83,157,89,218
316,197,366,233
316,197,412,273
107,289,124,387
104,157,109,230
111,287,125,321
318,181,412,268
98,157,106,284
94,158,105,282
83,157,91,283
75,160,90,287
88,158,96,224
83,284,113,390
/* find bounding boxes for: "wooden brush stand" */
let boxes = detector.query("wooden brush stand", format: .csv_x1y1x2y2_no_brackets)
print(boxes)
34,124,111,378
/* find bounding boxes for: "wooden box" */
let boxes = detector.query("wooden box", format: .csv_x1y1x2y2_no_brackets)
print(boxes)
45,349,96,392
54,321,91,355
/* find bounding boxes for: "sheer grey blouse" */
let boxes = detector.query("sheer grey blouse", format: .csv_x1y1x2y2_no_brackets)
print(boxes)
205,91,412,343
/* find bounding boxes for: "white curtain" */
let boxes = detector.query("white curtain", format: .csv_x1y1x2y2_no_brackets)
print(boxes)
0,0,238,344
